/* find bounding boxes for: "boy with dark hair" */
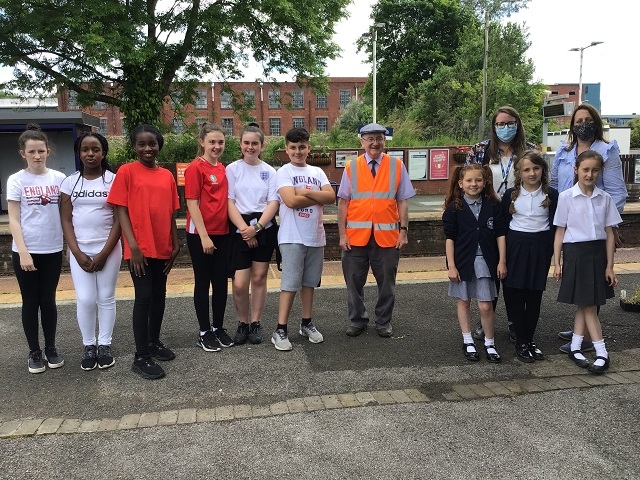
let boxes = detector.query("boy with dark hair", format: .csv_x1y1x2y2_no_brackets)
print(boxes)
272,128,335,350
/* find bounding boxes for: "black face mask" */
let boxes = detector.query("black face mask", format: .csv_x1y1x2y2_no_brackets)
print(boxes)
573,122,597,141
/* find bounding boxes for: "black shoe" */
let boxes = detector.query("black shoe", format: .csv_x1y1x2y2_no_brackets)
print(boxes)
44,346,64,369
97,345,115,369
528,342,545,361
515,344,534,363
28,349,46,374
508,326,517,344
471,327,484,341
81,345,98,371
197,331,221,352
376,324,392,337
484,344,501,363
463,342,480,362
346,325,367,337
234,322,250,345
587,356,610,375
132,355,165,380
149,340,175,361
248,322,263,344
569,350,590,368
214,328,234,348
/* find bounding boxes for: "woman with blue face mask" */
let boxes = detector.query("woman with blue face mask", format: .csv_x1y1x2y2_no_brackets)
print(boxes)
465,106,537,343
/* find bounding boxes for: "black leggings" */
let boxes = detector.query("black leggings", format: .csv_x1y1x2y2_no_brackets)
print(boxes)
502,285,543,345
129,258,168,356
186,233,230,331
12,251,62,352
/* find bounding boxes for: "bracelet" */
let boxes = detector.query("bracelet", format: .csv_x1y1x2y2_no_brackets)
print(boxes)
256,222,264,231
399,226,408,231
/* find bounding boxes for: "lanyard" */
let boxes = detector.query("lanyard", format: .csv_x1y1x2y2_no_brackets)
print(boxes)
498,156,513,193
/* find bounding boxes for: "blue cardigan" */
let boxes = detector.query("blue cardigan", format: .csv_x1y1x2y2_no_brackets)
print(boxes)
442,196,506,282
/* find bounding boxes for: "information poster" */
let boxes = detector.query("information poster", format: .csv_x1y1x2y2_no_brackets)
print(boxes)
335,150,358,168
635,159,640,183
176,162,190,187
429,149,449,180
387,150,405,163
408,150,428,180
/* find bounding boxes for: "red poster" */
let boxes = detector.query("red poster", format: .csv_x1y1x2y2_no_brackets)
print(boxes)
429,149,449,180
176,162,190,187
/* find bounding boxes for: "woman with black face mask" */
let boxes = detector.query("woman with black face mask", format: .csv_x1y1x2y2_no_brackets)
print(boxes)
550,102,627,354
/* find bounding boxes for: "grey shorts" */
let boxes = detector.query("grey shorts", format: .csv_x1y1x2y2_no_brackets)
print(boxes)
279,243,324,291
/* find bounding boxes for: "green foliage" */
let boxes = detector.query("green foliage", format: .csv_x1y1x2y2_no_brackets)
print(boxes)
261,137,286,164
221,136,241,165
629,118,640,149
0,0,350,131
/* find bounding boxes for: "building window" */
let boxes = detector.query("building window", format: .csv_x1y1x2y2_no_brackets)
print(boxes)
94,100,106,110
339,90,351,108
243,90,255,109
195,90,207,109
292,90,304,109
121,118,127,136
68,91,80,110
316,117,328,133
220,91,232,110
551,90,559,95
268,90,281,109
316,94,328,109
569,90,576,96
172,118,185,134
221,118,234,136
98,118,108,135
293,117,305,129
269,118,281,136
196,117,208,128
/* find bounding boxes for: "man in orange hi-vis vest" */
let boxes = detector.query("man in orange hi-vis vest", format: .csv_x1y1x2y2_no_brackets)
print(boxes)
336,123,415,337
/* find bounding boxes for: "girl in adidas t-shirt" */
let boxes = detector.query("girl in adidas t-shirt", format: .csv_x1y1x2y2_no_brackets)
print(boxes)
60,133,122,372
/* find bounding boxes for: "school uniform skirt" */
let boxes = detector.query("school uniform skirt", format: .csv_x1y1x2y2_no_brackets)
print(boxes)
448,255,497,302
503,230,552,291
557,240,614,306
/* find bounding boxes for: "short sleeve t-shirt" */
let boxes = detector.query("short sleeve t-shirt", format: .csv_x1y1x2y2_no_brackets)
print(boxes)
276,163,329,247
107,162,180,260
184,157,229,235
6,168,65,253
60,171,116,245
226,159,278,214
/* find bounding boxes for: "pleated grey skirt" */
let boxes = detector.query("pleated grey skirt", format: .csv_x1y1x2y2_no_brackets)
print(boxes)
557,240,614,306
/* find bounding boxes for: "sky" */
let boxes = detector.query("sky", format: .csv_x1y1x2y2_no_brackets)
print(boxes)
2,0,637,115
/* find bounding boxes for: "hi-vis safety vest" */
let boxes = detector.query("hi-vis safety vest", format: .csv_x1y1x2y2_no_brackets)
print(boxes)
345,154,401,247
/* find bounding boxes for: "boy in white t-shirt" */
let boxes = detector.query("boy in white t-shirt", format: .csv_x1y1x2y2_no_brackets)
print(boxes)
272,128,336,351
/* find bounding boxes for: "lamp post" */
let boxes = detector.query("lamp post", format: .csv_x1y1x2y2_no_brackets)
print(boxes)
569,41,603,105
371,22,385,124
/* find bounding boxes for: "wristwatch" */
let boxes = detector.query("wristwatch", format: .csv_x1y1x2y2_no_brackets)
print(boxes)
399,226,408,231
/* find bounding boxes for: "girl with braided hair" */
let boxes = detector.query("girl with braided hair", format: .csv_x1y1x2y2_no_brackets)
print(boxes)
500,150,558,363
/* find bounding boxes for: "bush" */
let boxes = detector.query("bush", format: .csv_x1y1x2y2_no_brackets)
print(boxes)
261,137,285,164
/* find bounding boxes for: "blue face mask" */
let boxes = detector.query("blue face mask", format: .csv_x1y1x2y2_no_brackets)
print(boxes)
495,124,517,143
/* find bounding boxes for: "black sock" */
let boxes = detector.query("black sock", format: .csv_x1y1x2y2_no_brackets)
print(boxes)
301,318,312,326
277,324,288,333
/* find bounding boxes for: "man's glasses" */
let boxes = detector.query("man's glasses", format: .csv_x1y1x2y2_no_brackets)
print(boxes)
494,121,517,128
362,135,386,142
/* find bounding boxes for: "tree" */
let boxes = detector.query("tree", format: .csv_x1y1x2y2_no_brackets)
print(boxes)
0,0,349,130
358,0,474,118
630,118,640,149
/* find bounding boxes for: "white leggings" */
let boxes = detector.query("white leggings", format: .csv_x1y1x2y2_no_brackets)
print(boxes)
69,241,122,346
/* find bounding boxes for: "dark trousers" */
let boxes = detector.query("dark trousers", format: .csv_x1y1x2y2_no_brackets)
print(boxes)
341,238,400,327
186,233,230,331
12,251,62,352
502,285,543,345
129,258,168,356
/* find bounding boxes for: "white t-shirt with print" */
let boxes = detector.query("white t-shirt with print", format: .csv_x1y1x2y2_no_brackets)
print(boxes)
6,168,66,253
60,171,116,246
226,159,278,229
276,163,329,247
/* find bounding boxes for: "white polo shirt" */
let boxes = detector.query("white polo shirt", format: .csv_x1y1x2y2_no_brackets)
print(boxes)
509,186,550,233
553,184,622,243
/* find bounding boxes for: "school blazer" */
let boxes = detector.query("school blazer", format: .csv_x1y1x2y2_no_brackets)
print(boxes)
500,187,559,248
442,196,506,282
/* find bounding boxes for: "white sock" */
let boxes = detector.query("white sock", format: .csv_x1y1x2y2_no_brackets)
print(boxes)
484,337,497,355
211,327,218,332
593,339,608,366
570,334,586,360
462,332,475,352
200,330,208,336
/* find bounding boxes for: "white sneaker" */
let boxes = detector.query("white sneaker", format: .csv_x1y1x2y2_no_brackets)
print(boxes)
271,329,293,351
299,322,324,343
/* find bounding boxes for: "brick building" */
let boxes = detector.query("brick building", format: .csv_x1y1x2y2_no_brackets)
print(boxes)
57,77,367,137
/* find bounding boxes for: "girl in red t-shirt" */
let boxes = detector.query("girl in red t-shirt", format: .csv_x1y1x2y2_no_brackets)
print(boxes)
107,124,180,380
184,123,233,352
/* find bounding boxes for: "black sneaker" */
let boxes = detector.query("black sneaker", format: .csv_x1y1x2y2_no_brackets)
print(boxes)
248,322,263,344
197,331,221,352
234,322,250,345
44,346,64,369
97,345,115,369
81,345,98,371
131,354,165,380
214,328,234,348
149,340,175,361
28,349,46,374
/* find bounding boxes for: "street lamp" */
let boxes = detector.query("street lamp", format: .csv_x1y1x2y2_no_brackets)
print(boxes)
569,41,603,105
371,22,385,124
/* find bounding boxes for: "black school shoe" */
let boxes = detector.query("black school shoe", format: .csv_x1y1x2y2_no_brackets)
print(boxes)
515,344,534,363
149,340,176,361
132,355,165,380
587,356,610,375
528,342,545,361
484,344,501,363
463,342,480,362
